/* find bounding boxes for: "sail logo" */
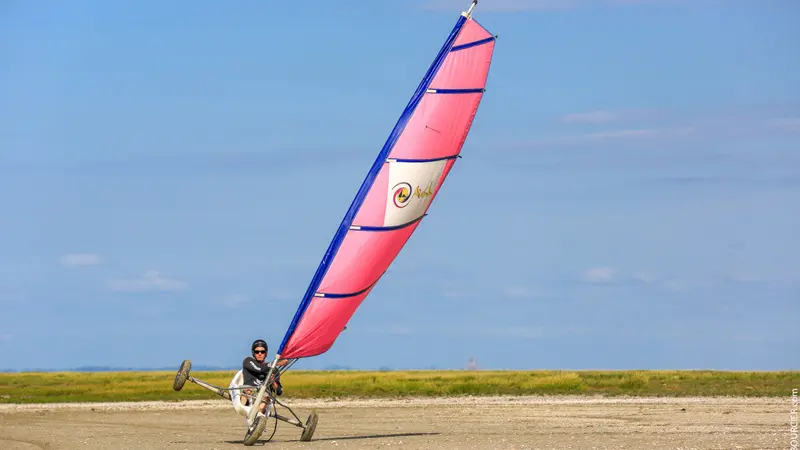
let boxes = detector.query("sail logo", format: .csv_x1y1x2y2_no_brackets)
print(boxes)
413,183,433,200
392,182,413,208
391,181,434,209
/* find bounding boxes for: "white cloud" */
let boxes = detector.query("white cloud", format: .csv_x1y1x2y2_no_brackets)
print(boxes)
767,117,800,133
561,110,617,124
517,126,696,149
109,270,187,293
631,272,657,284
220,290,296,308
583,266,617,283
60,253,101,267
503,286,545,299
511,106,800,151
221,294,249,308
584,127,694,141
581,268,690,291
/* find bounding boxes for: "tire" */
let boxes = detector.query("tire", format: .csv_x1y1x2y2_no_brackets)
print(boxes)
243,414,267,446
172,360,191,391
300,410,319,442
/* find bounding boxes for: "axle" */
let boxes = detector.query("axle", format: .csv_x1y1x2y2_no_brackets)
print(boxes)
188,376,232,400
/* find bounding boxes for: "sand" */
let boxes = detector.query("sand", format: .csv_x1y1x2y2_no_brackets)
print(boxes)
0,395,791,449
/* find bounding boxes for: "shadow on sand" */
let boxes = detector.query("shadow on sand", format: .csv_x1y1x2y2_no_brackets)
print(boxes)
307,431,441,442
224,431,440,446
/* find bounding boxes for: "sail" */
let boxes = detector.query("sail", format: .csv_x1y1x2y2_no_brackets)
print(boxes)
277,6,496,360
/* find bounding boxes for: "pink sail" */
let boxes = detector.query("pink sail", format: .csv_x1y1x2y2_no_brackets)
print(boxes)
278,11,497,360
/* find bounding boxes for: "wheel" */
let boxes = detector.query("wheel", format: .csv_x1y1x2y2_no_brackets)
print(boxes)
300,410,319,442
172,360,191,391
243,414,267,446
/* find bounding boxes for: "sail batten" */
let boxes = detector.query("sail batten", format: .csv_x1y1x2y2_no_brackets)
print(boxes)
317,280,379,299
276,8,496,360
351,216,425,232
387,155,458,163
451,36,496,52
427,88,485,94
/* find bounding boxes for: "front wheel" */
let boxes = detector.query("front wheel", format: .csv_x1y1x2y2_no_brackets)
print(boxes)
243,414,267,446
300,410,319,442
172,360,191,391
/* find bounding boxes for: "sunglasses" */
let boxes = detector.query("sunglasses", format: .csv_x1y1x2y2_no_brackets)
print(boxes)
254,350,266,354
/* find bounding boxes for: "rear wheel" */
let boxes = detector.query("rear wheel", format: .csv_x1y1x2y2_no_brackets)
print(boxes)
172,360,191,391
300,410,319,442
243,414,267,446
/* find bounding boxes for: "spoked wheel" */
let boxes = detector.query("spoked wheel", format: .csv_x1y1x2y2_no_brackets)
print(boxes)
243,414,267,446
300,410,319,442
172,360,191,391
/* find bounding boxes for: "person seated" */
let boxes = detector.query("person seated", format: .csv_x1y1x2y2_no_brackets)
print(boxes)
241,339,282,415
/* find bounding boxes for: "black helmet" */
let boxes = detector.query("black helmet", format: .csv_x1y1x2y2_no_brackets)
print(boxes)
251,339,268,355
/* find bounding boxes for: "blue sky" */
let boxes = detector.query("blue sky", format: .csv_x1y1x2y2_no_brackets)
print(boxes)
1,0,798,371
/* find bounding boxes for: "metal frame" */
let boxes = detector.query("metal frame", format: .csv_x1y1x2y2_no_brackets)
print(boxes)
186,372,310,431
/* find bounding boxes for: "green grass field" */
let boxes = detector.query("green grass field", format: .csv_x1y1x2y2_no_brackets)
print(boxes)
0,370,795,404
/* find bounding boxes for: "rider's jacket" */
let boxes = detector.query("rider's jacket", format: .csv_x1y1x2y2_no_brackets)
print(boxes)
242,357,282,394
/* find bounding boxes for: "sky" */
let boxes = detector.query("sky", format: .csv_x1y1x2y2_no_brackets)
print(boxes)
1,0,798,372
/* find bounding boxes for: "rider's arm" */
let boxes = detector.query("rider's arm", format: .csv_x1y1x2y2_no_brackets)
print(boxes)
243,357,269,375
270,368,283,395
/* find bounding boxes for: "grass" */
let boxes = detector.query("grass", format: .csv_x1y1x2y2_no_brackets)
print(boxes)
0,370,795,404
